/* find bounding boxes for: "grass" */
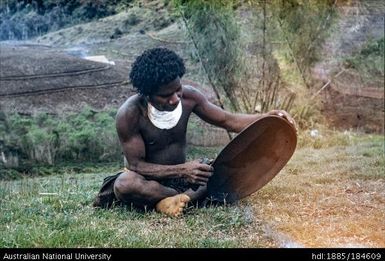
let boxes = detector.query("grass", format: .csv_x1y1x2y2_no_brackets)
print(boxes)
0,132,383,247
0,162,122,180
0,173,271,247
251,132,385,247
0,146,272,248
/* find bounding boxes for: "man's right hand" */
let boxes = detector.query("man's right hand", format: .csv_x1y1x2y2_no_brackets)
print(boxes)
181,159,213,186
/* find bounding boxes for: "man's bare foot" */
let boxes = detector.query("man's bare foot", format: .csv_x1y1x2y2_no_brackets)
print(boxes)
155,194,191,217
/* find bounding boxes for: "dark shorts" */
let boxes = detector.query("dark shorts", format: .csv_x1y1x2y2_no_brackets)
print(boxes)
92,172,123,209
92,171,193,209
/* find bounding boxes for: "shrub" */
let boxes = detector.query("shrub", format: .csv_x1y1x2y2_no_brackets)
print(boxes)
0,107,121,170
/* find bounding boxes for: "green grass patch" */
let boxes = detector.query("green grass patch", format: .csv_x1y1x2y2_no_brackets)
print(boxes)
0,172,268,247
0,162,122,180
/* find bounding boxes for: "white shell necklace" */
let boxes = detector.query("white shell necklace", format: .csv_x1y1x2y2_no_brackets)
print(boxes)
147,101,183,130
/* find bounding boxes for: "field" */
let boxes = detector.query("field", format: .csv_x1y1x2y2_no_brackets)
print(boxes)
1,131,383,248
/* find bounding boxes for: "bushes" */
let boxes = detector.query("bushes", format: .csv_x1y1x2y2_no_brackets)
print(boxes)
271,0,337,86
0,107,121,170
345,37,385,83
174,0,243,112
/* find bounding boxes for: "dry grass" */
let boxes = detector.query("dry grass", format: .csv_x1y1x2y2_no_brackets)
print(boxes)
250,134,385,247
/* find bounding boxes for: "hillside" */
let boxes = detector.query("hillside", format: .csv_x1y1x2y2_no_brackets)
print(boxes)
1,0,384,171
1,0,383,130
313,0,384,133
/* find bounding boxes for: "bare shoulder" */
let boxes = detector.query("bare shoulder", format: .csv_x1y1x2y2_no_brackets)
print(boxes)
116,94,143,129
182,84,206,104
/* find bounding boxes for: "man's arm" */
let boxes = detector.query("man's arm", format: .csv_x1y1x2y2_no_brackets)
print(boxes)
186,86,295,133
116,100,212,185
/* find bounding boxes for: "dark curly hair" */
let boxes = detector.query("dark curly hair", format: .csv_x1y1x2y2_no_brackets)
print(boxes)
129,47,186,96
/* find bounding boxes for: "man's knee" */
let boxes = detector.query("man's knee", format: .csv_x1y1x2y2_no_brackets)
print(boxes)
113,170,142,201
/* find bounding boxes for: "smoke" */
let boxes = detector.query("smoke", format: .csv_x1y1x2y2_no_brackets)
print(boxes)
64,46,89,58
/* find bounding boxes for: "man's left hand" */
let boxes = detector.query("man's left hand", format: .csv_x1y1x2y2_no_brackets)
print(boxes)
267,110,297,130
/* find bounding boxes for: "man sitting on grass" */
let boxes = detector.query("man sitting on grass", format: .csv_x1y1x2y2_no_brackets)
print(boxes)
93,47,295,217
